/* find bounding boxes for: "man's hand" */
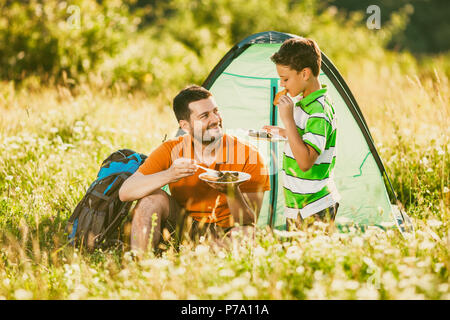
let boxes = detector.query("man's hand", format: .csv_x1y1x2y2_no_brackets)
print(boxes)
262,125,287,138
276,94,295,126
167,158,197,183
204,180,240,195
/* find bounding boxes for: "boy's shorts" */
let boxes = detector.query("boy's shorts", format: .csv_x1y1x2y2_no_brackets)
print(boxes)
286,203,339,231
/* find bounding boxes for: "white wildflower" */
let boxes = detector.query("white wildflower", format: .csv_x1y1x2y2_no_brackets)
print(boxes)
253,246,267,257
420,157,429,166
381,271,397,290
356,285,379,300
195,245,209,255
397,287,425,300
230,277,248,288
285,245,302,260
308,283,327,299
296,266,305,274
427,219,443,228
14,289,33,300
438,283,448,293
173,267,186,276
352,236,364,247
344,280,359,290
118,269,130,279
434,263,444,273
275,280,285,291
73,126,83,134
331,279,345,291
207,286,225,296
419,240,435,250
243,286,258,298
161,291,178,300
219,269,235,278
225,291,243,300
274,244,283,252
314,270,324,281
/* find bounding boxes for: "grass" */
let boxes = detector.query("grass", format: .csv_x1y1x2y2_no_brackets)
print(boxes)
0,56,448,300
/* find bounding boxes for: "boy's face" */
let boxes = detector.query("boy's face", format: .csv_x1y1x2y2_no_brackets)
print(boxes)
180,97,223,144
276,64,309,97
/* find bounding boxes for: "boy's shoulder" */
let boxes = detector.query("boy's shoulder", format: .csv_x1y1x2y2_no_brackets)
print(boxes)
302,94,335,121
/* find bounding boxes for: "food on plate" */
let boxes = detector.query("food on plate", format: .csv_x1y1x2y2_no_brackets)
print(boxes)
217,171,239,182
202,171,240,182
248,129,273,139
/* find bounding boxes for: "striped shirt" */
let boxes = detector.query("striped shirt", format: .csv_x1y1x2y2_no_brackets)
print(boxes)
283,84,341,219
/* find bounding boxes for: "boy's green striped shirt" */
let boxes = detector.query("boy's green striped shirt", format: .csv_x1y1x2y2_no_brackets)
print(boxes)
283,84,341,219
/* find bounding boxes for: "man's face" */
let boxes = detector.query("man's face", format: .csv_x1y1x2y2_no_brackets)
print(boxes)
276,64,309,97
181,97,223,144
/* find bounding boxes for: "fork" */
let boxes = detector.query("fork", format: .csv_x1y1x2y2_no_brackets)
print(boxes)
195,164,221,176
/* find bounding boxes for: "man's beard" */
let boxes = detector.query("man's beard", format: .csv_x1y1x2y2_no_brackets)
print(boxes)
191,122,223,145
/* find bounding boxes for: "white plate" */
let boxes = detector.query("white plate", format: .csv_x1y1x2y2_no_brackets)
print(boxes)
247,130,287,142
199,171,251,184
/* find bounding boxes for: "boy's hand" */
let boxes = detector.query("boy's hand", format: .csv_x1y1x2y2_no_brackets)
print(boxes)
277,95,295,126
262,125,287,138
167,157,197,182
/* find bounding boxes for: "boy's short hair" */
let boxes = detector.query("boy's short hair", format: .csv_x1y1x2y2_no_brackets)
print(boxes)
173,85,212,122
271,38,322,77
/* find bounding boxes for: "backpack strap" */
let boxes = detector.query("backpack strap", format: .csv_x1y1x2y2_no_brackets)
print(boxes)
90,190,110,201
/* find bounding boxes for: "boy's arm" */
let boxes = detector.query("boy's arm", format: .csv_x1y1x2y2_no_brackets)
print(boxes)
277,94,319,172
284,120,319,172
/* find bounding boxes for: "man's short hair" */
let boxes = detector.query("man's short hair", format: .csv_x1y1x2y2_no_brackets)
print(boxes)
173,85,212,122
271,38,322,77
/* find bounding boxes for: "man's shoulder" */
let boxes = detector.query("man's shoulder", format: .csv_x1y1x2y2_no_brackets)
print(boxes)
160,134,189,148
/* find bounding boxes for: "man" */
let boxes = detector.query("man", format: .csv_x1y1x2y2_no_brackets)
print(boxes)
119,85,270,253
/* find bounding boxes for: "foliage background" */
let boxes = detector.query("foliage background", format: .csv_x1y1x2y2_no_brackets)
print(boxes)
0,0,448,300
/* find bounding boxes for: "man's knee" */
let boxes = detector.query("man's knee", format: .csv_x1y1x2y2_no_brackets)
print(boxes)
133,190,170,221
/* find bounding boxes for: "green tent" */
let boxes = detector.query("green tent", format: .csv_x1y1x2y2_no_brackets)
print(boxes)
188,31,412,233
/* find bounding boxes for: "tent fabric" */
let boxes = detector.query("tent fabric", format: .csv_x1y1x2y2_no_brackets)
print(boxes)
200,31,411,232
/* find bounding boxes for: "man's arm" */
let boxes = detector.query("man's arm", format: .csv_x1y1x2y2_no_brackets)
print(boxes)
119,171,171,202
119,158,197,202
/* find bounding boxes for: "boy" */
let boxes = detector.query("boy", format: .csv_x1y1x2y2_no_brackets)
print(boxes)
264,38,340,230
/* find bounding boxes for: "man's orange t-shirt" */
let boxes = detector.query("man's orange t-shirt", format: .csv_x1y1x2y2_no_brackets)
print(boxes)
138,134,270,228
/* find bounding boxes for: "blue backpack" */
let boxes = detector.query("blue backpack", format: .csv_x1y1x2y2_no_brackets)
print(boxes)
66,149,147,250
